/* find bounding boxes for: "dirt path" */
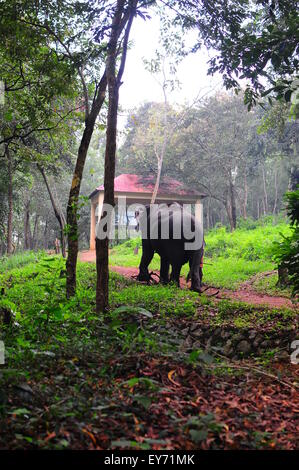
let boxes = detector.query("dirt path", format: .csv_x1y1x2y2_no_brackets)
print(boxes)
79,251,298,310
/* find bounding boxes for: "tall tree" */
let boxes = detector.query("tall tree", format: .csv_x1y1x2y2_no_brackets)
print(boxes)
96,0,138,313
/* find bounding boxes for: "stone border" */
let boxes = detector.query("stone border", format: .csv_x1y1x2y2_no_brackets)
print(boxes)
181,323,297,359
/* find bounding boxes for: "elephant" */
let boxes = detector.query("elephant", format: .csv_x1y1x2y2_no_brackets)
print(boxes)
135,203,204,292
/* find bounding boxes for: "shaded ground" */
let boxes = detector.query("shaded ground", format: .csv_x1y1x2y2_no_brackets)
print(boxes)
1,353,298,450
79,251,298,310
1,258,298,450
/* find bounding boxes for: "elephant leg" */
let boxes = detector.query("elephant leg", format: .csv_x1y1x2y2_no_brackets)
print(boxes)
170,263,181,288
190,250,202,292
160,257,170,284
138,243,154,282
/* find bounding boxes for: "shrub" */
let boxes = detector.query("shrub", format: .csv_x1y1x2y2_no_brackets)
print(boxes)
272,188,299,295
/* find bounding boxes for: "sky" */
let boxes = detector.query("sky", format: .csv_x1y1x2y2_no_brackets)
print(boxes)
118,13,223,124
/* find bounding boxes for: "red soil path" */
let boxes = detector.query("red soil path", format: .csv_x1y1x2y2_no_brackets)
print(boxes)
79,250,298,310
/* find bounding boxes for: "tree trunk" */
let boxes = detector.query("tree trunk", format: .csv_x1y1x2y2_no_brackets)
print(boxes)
151,60,169,204
24,200,31,250
229,178,237,230
6,146,13,255
151,158,163,204
96,0,136,313
262,197,266,216
43,217,48,250
38,165,66,257
262,165,268,214
272,166,278,215
206,197,210,230
32,214,39,250
288,164,299,191
243,174,248,219
65,72,107,298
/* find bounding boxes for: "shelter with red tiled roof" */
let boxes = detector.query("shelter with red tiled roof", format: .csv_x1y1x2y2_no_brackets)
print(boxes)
88,174,206,250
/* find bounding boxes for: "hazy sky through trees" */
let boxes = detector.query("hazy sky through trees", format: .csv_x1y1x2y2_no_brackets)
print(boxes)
119,13,223,113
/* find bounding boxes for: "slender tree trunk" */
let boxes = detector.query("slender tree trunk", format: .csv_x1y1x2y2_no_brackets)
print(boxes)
65,72,107,298
243,173,248,219
38,165,66,257
225,203,234,231
229,178,237,230
151,62,169,204
96,86,119,312
272,166,278,215
32,214,39,249
43,217,48,250
262,165,268,214
96,0,136,313
24,200,31,250
262,197,266,216
206,197,210,230
288,164,299,191
6,146,13,255
224,188,233,231
151,157,162,204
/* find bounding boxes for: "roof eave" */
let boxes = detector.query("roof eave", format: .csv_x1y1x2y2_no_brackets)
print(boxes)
89,188,207,201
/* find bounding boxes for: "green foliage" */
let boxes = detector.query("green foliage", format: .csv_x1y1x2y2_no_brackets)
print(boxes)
272,188,299,294
285,188,299,225
175,0,299,107
0,253,297,449
0,251,45,272
212,299,295,331
205,220,290,261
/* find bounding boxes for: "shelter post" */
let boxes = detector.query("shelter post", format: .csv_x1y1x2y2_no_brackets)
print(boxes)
90,202,96,250
195,199,203,227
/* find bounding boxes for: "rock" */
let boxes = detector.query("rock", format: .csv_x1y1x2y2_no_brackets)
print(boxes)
184,336,193,348
190,323,200,332
260,340,270,349
214,327,222,336
237,340,251,354
205,337,213,350
233,333,246,342
249,330,257,340
253,335,263,348
181,328,190,336
223,343,234,356
274,350,289,361
191,329,202,338
220,330,230,340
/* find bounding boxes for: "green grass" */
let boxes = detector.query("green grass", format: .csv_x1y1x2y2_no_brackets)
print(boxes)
0,256,297,450
1,257,295,360
0,251,45,272
248,272,293,298
205,221,290,260
202,257,274,288
208,299,295,331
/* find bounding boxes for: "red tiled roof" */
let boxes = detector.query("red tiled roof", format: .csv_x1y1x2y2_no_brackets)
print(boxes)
90,174,203,198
